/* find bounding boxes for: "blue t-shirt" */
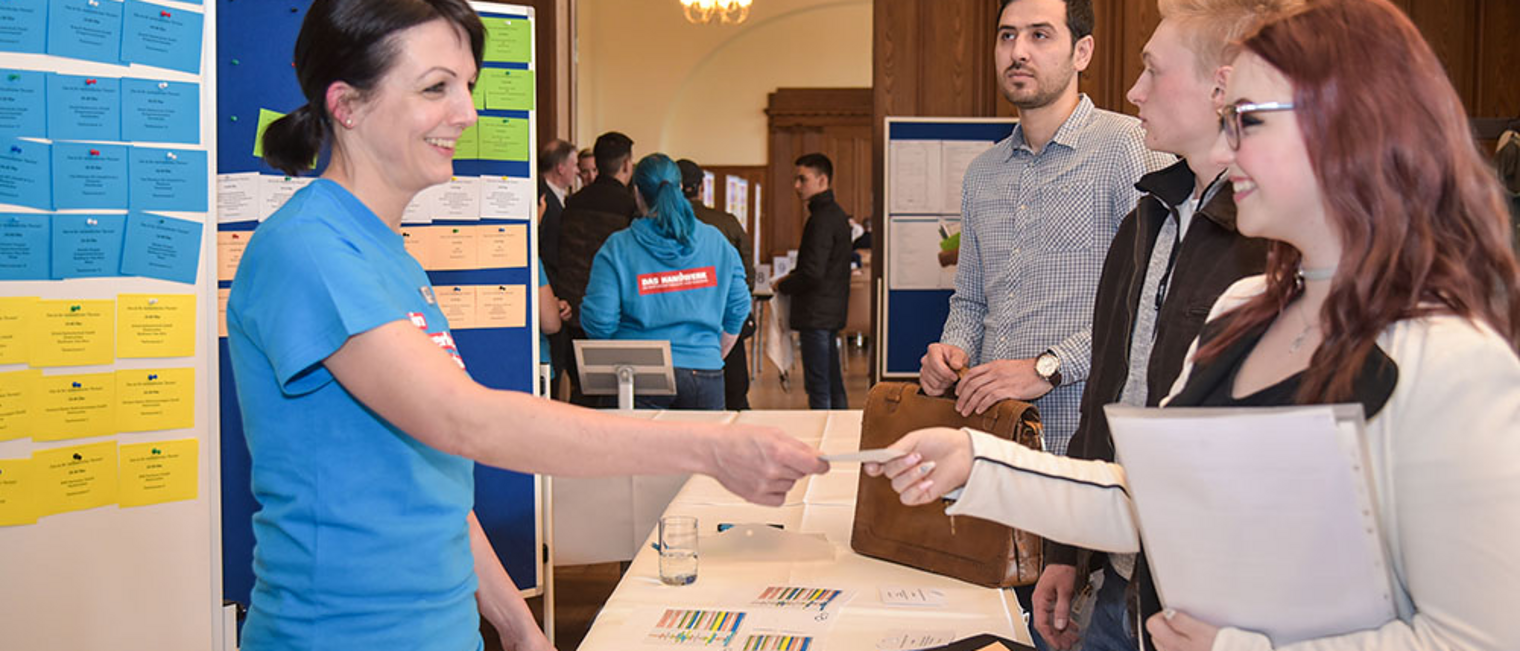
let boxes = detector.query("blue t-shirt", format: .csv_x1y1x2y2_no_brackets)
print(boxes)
226,180,481,651
580,218,749,369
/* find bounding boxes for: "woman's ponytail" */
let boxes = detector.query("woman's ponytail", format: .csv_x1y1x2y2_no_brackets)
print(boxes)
633,154,697,245
261,103,326,177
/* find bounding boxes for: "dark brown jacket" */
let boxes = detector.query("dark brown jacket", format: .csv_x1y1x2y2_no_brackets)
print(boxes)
1046,160,1269,568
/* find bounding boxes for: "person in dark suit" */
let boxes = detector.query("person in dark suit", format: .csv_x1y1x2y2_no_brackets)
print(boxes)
556,131,638,405
678,158,755,410
775,153,852,410
537,139,578,394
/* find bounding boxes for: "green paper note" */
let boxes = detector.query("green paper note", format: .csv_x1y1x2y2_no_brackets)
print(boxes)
479,68,534,111
478,117,529,162
454,121,480,160
252,108,284,158
472,82,486,111
482,17,532,63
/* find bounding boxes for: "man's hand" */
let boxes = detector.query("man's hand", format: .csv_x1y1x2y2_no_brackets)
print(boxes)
1032,564,1083,650
1146,609,1220,651
557,299,572,321
706,425,829,506
862,427,972,506
919,343,969,397
954,358,1052,416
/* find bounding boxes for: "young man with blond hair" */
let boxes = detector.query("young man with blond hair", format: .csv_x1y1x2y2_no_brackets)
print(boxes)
1030,0,1300,649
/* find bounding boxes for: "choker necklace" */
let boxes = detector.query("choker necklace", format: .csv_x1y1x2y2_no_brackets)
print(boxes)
1297,265,1337,282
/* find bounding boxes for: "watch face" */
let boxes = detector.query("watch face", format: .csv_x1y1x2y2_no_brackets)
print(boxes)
1036,353,1059,377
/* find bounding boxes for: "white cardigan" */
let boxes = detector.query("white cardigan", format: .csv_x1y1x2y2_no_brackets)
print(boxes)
944,276,1520,650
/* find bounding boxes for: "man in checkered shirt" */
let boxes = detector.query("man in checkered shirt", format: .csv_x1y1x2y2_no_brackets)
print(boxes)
919,0,1171,459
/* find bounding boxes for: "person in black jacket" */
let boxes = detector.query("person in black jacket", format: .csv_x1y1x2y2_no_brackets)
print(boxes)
1028,3,1282,650
538,138,578,391
556,131,638,405
775,153,852,410
679,158,756,410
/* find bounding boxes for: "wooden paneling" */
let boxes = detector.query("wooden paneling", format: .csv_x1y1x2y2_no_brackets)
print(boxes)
1475,0,1520,121
510,0,559,150
765,88,874,264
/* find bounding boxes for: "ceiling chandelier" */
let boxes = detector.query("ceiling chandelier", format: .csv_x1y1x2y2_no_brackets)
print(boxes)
681,0,752,25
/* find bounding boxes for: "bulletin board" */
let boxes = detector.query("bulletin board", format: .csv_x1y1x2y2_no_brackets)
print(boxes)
879,118,1017,378
0,1,225,649
213,0,544,611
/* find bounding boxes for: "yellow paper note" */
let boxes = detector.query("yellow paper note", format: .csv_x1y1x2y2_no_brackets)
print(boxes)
217,230,250,282
454,120,480,160
118,438,198,508
34,372,116,442
475,284,527,328
0,457,37,526
117,294,196,358
29,299,115,367
437,286,477,329
433,227,481,270
0,369,40,442
252,108,284,159
217,287,231,339
481,16,532,63
401,227,437,269
116,368,194,432
34,440,118,516
477,224,528,269
477,116,530,162
0,296,36,364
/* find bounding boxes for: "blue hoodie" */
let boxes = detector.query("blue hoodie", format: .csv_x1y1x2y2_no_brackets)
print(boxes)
581,218,750,370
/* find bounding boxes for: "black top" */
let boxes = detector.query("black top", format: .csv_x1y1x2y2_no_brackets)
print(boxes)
555,175,637,328
775,189,853,331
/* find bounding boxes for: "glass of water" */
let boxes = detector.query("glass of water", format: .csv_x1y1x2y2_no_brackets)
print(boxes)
658,515,698,586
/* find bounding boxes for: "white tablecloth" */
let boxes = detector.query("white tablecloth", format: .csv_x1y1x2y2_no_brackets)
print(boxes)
574,410,1032,650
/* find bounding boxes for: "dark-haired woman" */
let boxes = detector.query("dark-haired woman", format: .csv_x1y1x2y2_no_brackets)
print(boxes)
579,154,750,410
867,0,1520,649
225,2,826,649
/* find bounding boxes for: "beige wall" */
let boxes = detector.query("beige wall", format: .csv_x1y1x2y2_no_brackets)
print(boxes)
576,0,871,167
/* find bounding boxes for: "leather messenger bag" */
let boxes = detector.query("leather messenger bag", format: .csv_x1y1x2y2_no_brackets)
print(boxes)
851,381,1045,587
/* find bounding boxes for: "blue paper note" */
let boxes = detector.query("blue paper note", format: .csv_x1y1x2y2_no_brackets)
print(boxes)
0,213,49,280
122,77,198,144
52,142,129,210
51,213,125,279
47,73,121,142
47,0,125,65
0,138,51,210
119,1,202,74
0,70,47,139
119,211,200,283
128,146,206,211
0,0,47,55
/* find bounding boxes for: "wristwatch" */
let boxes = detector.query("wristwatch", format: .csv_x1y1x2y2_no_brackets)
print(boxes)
1035,350,1062,388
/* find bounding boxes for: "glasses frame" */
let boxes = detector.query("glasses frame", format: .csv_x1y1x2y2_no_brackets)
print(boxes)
1218,100,1296,151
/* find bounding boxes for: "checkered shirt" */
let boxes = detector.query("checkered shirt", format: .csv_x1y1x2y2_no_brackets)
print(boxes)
941,95,1173,455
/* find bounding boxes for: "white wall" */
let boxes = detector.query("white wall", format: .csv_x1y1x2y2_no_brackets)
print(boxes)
576,0,871,166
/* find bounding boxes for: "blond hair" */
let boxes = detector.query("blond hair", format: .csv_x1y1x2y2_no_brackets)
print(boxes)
1158,0,1304,76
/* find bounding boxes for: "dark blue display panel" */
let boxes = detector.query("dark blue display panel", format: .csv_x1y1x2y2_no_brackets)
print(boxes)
215,0,541,611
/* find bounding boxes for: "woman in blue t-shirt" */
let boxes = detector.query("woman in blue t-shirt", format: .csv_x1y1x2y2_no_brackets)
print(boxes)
226,2,827,650
580,154,750,410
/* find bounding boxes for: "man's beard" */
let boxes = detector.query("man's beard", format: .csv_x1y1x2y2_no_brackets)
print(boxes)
1000,63,1076,110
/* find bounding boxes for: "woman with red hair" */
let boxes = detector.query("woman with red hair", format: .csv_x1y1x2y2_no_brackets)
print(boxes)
870,1,1520,649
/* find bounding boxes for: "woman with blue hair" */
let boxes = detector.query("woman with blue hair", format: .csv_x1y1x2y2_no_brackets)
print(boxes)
581,154,751,409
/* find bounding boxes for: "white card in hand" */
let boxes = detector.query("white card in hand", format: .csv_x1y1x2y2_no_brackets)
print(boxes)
821,449,906,464
879,586,948,607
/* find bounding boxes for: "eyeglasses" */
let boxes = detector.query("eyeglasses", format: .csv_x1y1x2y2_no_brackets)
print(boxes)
1218,100,1295,150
